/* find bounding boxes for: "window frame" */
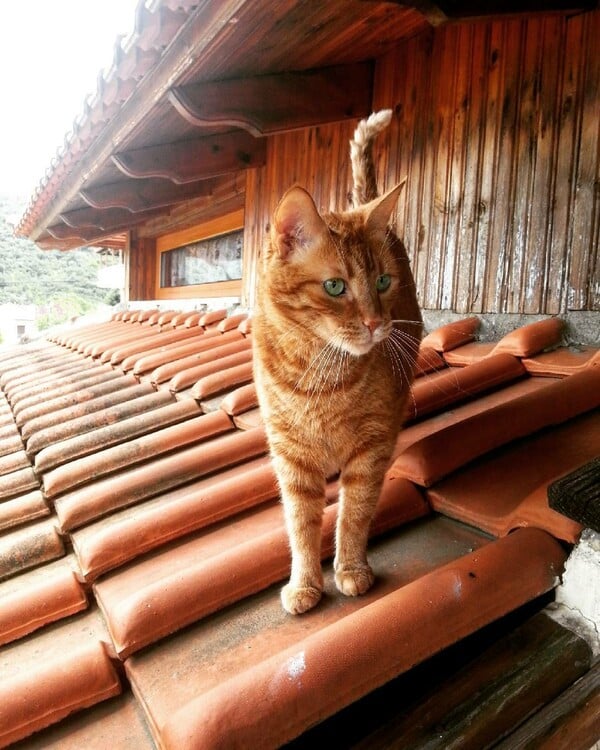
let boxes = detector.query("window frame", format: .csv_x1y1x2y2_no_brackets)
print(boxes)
155,209,244,299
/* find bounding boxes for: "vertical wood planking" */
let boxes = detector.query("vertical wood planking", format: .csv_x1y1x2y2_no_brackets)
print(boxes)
245,12,599,315
568,11,600,310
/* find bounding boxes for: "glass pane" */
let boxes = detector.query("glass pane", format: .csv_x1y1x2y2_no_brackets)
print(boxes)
160,229,243,288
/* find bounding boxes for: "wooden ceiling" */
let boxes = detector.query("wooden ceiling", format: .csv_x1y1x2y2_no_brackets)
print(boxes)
19,0,596,250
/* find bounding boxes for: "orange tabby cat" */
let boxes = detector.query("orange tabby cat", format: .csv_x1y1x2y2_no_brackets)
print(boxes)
253,110,422,614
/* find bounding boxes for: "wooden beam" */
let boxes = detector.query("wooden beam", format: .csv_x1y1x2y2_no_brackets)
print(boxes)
352,613,592,750
168,62,373,137
79,176,222,212
495,660,600,749
37,231,127,252
382,0,593,20
112,131,267,184
59,206,159,230
46,222,129,244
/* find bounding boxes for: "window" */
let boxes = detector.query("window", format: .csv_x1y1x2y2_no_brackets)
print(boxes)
156,210,244,299
160,229,243,288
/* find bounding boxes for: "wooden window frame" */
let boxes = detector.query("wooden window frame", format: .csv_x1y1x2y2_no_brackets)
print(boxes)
155,209,244,299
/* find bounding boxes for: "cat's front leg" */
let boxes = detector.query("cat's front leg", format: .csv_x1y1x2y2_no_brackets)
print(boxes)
275,455,327,614
334,450,389,596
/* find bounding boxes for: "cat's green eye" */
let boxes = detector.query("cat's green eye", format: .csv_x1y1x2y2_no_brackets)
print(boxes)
323,278,346,297
376,274,392,292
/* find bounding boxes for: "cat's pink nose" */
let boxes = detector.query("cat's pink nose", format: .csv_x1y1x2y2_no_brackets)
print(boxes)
363,318,382,336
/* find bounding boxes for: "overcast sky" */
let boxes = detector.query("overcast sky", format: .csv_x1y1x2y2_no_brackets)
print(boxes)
0,0,140,200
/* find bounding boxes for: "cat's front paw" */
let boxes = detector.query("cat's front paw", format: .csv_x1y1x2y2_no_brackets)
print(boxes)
281,583,322,614
335,564,375,597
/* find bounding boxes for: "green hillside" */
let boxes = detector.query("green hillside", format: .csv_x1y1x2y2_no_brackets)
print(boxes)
0,194,119,329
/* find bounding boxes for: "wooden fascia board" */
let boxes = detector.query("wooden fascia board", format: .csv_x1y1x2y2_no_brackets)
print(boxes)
168,61,374,137
112,131,267,184
27,0,252,242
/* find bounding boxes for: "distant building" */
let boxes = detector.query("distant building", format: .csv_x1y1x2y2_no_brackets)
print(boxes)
0,303,37,345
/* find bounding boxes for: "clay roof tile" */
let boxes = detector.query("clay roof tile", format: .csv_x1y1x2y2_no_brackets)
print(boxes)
0,310,597,747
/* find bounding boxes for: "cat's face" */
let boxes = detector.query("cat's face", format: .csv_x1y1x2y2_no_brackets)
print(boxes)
263,184,405,357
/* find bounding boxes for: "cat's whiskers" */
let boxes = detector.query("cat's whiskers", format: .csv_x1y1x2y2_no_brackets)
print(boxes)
387,328,473,405
383,335,418,415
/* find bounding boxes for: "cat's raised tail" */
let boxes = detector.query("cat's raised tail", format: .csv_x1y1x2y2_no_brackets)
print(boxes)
350,109,393,207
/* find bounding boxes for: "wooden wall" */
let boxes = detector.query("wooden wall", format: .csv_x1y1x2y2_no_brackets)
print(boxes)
244,10,599,314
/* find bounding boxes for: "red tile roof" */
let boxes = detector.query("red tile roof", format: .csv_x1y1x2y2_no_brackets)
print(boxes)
0,311,598,747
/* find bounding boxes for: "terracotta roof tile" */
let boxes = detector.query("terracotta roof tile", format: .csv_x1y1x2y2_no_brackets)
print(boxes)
0,519,64,581
427,410,598,542
44,410,233,498
0,450,30,475
406,353,526,421
167,343,253,393
0,466,39,502
20,382,156,442
220,382,258,416
0,312,597,746
191,359,254,401
522,344,598,376
238,316,253,335
0,610,121,748
0,556,87,646
218,312,248,332
84,325,156,359
8,364,120,413
71,457,278,581
420,317,480,352
25,389,174,455
0,490,49,532
125,329,224,374
233,406,264,430
15,373,139,428
442,341,497,366
34,397,201,473
129,527,565,750
94,478,427,657
199,308,227,326
414,346,448,375
12,694,155,750
490,317,565,358
151,333,250,386
54,425,268,530
391,364,600,486
107,324,209,366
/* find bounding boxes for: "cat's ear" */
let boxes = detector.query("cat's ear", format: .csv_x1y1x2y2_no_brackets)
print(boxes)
271,186,329,260
364,178,407,234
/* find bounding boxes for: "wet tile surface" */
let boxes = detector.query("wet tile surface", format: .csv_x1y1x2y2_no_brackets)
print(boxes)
0,311,597,747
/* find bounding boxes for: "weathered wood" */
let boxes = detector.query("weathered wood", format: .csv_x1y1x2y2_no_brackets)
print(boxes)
495,659,600,749
112,131,267,184
353,613,592,750
127,233,156,301
365,12,600,314
168,62,373,137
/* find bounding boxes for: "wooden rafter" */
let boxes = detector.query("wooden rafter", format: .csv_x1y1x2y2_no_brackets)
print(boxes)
112,131,267,184
79,176,223,212
168,62,373,137
381,0,593,21
59,206,159,230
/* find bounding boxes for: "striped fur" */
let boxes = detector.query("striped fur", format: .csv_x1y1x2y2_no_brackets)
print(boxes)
253,111,421,614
